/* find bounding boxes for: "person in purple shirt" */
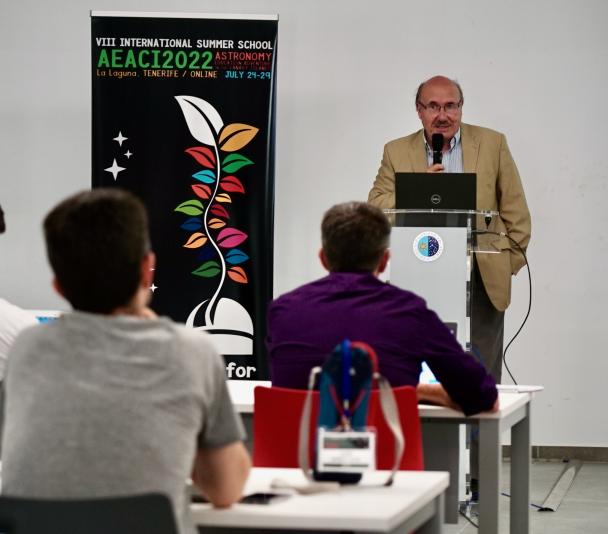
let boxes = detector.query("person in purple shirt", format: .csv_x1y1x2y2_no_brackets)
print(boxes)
266,201,498,416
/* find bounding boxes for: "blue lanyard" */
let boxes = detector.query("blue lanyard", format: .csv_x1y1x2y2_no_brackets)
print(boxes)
341,339,352,421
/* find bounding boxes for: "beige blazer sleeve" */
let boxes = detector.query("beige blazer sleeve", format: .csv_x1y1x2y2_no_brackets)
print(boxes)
368,144,397,209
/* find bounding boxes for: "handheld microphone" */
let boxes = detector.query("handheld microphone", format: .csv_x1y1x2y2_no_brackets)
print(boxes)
431,133,443,165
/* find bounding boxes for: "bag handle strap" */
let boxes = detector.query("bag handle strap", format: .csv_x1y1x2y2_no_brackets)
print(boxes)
351,342,405,486
298,366,321,482
375,373,405,486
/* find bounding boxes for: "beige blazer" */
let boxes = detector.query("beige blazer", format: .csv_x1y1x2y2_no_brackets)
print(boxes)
368,123,531,311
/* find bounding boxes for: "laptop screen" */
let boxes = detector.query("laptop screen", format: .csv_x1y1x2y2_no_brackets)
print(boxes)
395,172,476,210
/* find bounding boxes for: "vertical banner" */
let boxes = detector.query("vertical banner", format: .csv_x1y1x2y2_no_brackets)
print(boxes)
91,12,277,380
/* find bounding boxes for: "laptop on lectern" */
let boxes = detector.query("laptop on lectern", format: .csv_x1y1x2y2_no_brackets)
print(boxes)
395,172,477,210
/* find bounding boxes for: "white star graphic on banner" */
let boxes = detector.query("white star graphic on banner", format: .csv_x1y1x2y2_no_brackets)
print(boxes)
113,131,128,146
104,159,126,181
150,283,158,293
125,150,133,159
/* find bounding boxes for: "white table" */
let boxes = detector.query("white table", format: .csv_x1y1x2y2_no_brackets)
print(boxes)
228,380,268,413
419,390,536,534
228,383,537,534
191,467,449,533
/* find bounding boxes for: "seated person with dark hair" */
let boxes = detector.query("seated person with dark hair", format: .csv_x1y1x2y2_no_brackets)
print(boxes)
0,189,250,534
266,201,497,415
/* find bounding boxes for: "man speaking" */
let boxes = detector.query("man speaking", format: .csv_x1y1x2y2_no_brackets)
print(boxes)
368,75,531,493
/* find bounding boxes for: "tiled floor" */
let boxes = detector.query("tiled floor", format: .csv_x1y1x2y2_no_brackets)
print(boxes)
444,460,608,534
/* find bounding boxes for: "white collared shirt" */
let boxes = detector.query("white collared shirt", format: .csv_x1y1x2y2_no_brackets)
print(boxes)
424,129,463,173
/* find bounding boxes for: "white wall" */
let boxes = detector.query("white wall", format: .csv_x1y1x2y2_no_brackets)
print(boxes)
1,0,607,447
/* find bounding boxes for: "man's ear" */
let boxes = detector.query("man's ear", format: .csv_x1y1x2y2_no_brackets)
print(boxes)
377,249,390,274
319,248,330,272
52,277,65,298
141,251,156,288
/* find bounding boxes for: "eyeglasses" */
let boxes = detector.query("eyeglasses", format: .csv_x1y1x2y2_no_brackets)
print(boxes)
417,101,462,115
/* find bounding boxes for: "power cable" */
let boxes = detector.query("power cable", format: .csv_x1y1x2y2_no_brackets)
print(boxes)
472,230,531,385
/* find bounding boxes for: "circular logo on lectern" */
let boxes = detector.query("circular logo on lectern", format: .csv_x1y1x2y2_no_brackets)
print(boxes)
413,232,444,262
430,194,442,205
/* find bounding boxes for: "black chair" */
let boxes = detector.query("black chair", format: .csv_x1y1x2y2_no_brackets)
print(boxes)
0,493,178,534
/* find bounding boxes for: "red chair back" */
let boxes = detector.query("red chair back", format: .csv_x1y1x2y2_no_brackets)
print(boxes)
252,385,423,470
252,386,320,467
367,385,424,470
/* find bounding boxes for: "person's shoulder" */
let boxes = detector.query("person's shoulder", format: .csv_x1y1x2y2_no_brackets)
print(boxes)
12,320,53,344
384,282,428,308
4,322,53,366
136,320,227,399
162,319,218,355
270,276,328,308
382,285,450,332
462,123,506,142
158,319,226,377
385,130,423,151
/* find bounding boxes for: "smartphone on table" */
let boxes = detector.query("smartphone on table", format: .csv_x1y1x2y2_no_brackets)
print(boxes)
191,492,289,505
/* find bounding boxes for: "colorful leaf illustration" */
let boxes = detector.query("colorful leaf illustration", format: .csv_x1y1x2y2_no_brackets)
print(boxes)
225,249,249,265
218,123,259,152
191,184,212,199
175,199,204,216
181,217,202,231
217,228,248,248
227,266,248,284
208,218,226,229
220,176,245,194
183,232,208,249
210,204,229,219
176,96,257,308
192,260,221,278
222,153,254,174
175,96,223,145
216,193,232,203
186,146,216,168
193,170,216,184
